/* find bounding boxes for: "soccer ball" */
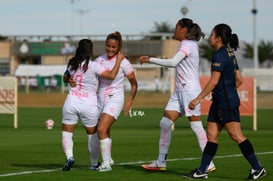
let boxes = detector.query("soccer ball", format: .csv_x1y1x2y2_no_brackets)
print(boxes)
45,119,54,129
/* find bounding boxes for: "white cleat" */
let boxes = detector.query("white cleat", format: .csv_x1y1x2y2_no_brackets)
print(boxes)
97,162,112,172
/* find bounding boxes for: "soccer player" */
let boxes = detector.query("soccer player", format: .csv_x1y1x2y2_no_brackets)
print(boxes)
61,39,124,171
95,31,138,172
183,24,266,179
138,18,215,172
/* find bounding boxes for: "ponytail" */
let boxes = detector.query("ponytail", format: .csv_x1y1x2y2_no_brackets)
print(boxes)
213,24,239,51
187,23,205,41
229,34,239,50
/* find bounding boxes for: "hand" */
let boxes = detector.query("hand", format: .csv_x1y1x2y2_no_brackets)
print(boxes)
123,100,133,116
69,78,76,87
138,56,150,64
188,97,200,110
117,51,125,62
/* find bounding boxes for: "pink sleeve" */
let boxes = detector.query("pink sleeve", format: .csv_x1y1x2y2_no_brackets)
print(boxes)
178,40,191,57
122,59,134,76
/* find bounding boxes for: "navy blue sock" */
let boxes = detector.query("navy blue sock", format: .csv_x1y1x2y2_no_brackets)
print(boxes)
199,142,218,173
239,139,262,170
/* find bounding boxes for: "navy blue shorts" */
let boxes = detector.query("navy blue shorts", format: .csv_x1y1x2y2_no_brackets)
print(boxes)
207,105,240,125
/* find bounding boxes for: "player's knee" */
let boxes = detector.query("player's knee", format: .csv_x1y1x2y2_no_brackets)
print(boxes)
85,126,96,135
206,132,218,143
96,126,104,135
160,117,173,129
228,133,245,144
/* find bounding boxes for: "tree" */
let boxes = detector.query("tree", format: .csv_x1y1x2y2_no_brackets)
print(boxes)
152,21,174,33
146,21,174,40
242,40,273,64
199,39,215,62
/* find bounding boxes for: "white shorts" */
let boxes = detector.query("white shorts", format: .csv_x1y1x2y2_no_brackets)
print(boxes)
62,98,99,127
98,96,124,120
165,91,201,117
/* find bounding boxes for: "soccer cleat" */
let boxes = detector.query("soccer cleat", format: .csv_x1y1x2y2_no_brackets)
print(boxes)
62,157,75,171
141,161,166,171
247,167,266,180
207,166,216,173
182,168,208,179
89,162,101,170
110,158,115,166
96,162,112,172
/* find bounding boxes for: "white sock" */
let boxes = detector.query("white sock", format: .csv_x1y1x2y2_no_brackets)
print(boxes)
109,138,112,161
100,138,111,166
158,117,173,163
88,133,99,166
190,121,216,169
62,131,74,159
190,121,207,151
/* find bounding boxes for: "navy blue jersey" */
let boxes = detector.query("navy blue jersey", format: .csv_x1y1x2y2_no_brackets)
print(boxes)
210,45,240,108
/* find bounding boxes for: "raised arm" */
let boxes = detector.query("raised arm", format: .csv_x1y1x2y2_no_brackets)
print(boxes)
101,52,125,80
138,51,186,67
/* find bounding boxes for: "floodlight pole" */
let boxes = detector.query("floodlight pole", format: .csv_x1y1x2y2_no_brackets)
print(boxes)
74,9,89,34
66,0,80,35
252,0,259,68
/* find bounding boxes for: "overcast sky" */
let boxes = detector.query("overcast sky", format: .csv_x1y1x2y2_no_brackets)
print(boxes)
0,0,272,43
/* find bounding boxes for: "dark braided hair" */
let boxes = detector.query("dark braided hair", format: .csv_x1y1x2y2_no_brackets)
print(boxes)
213,24,239,51
67,39,93,72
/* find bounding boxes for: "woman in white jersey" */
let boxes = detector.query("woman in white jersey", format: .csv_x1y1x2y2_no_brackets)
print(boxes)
61,39,124,171
95,32,138,172
139,18,215,172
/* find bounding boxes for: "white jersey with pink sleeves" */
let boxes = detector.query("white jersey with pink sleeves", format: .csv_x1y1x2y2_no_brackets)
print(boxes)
95,54,134,101
66,61,107,105
175,39,201,92
62,60,108,127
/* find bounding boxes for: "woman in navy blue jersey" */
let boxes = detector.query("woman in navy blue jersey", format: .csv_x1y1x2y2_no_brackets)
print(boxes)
183,24,266,180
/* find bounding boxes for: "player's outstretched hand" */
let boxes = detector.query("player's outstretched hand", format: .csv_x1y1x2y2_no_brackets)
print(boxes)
138,56,150,64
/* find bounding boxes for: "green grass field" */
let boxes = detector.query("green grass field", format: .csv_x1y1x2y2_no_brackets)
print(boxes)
0,107,272,181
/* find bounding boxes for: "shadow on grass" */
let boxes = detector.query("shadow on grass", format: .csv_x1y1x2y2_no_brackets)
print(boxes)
116,164,186,176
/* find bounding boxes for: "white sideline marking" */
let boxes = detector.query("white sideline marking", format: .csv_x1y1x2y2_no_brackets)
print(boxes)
116,151,273,165
0,151,272,177
0,168,60,177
